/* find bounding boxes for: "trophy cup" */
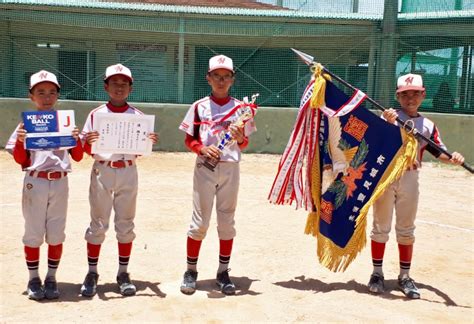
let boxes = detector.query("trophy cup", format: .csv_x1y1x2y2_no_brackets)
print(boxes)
202,93,259,171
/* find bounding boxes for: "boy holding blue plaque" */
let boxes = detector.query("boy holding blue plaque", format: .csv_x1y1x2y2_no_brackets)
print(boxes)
5,70,83,301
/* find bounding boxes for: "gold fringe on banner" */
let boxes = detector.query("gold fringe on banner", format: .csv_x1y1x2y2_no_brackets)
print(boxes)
305,138,321,236
309,63,331,110
315,130,418,272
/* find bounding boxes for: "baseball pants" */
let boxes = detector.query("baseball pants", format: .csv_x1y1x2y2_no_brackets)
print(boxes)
370,169,419,245
85,161,138,245
22,174,68,247
187,157,240,241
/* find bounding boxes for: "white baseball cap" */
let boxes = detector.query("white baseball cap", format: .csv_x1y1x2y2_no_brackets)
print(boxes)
208,55,234,73
30,70,60,90
104,63,133,82
397,73,425,93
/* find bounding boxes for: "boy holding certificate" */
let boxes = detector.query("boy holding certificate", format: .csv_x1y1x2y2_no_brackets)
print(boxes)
5,70,83,301
80,64,158,298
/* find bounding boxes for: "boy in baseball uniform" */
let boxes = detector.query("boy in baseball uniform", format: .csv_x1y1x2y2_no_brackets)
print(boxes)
368,73,465,299
178,55,256,295
79,64,158,297
5,70,84,300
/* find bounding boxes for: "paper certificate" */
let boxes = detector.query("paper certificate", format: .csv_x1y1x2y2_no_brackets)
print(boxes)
22,110,76,150
92,113,155,155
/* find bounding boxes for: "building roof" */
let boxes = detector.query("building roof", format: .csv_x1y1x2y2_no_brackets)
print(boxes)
0,0,382,20
104,0,289,10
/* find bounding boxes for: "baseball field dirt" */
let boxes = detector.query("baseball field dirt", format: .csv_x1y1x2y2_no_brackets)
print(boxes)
1,151,472,322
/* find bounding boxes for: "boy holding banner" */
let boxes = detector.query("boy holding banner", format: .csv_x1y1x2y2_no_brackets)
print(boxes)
368,73,465,299
5,70,83,300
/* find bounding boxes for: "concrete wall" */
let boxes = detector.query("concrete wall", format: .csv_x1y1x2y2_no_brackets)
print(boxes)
1,98,473,163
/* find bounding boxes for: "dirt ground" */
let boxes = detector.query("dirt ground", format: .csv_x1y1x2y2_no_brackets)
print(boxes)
0,150,472,322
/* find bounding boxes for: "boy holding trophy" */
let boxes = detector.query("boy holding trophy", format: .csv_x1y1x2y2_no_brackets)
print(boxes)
178,55,257,295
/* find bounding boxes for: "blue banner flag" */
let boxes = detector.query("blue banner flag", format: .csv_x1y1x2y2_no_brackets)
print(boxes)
269,68,417,271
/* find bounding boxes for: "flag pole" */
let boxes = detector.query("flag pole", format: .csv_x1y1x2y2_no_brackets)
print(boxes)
291,48,474,174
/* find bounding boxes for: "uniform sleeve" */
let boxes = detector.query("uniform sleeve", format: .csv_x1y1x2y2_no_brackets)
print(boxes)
13,139,31,168
425,124,447,158
69,138,84,162
184,133,203,155
237,136,249,150
5,124,20,152
81,111,94,156
179,104,197,136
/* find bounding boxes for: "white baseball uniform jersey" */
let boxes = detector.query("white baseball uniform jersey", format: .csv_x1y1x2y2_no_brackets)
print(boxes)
371,111,447,245
179,96,256,240
81,103,143,244
6,123,82,247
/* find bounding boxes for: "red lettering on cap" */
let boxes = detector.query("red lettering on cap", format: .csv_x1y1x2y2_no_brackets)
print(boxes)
39,72,49,80
115,65,123,72
217,57,225,64
404,76,414,85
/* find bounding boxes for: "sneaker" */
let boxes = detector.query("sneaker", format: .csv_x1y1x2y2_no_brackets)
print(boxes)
398,275,420,299
368,273,385,294
44,276,60,300
27,277,44,301
180,270,198,295
117,272,136,296
81,272,99,297
216,269,236,295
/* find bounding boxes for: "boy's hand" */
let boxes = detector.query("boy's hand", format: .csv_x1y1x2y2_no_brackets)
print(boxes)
71,126,80,140
230,125,245,144
16,123,27,142
148,132,159,144
85,131,100,145
201,145,220,160
450,152,465,165
382,108,398,124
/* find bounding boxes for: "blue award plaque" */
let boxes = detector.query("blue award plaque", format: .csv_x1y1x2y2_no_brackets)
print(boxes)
22,110,77,150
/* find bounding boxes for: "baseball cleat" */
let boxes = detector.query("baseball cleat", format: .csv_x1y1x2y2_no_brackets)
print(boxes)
81,272,99,297
27,277,45,301
398,275,420,299
368,273,385,294
44,276,60,300
216,269,236,295
117,272,136,296
180,270,198,295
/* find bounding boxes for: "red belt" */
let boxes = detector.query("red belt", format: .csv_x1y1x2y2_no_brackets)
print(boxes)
99,160,134,168
29,171,68,180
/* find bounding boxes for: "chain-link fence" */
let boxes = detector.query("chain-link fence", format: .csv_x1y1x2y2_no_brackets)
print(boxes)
0,0,473,113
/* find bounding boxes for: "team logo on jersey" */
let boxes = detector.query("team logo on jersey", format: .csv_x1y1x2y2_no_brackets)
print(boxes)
26,183,33,190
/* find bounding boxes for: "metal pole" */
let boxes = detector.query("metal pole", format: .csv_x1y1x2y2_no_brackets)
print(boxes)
378,0,399,107
178,18,185,103
352,0,359,13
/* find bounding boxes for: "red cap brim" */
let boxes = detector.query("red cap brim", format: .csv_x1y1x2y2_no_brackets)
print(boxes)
396,86,425,93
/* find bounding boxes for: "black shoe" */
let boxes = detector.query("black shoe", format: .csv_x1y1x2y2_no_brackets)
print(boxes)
117,272,136,296
44,276,60,300
398,275,420,299
368,273,385,294
81,272,99,297
27,277,44,301
180,270,198,295
216,269,236,295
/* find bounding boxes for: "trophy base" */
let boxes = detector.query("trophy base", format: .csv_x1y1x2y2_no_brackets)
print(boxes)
202,157,219,171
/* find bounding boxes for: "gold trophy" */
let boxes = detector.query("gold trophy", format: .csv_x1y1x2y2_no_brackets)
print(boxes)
202,93,259,171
